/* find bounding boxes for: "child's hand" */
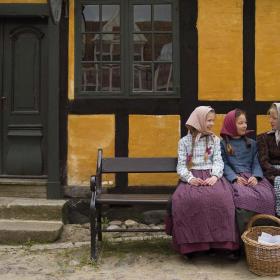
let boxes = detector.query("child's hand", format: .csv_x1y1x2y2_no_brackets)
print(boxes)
189,178,204,186
247,176,258,187
236,176,248,186
204,176,218,186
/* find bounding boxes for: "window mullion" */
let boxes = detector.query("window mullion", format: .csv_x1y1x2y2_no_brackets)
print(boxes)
121,1,129,97
173,0,179,95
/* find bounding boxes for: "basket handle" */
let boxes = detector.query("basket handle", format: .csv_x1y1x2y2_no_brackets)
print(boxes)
247,214,280,230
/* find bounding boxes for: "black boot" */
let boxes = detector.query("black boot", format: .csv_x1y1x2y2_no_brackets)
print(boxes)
225,250,240,261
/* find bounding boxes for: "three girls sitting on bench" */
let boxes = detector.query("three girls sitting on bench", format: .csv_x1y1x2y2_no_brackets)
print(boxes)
166,104,279,260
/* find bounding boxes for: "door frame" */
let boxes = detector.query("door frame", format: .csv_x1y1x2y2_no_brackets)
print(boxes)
0,5,62,199
47,17,61,198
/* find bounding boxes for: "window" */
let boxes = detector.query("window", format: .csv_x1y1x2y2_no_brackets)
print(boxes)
76,0,179,98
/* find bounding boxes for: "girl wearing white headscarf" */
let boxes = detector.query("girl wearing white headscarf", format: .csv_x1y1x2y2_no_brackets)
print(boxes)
165,106,239,259
257,103,280,216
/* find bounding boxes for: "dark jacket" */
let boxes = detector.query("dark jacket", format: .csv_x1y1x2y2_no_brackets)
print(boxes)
257,132,280,184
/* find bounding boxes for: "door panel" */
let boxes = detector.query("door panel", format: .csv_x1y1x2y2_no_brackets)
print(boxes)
0,18,48,176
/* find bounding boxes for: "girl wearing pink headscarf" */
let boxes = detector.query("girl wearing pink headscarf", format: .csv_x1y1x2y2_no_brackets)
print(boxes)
168,106,239,259
257,103,280,217
220,109,275,233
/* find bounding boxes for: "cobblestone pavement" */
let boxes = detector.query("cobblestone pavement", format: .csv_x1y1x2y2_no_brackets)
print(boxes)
0,224,279,280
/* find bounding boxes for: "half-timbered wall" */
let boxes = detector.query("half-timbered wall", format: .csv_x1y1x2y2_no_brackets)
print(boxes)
67,0,280,188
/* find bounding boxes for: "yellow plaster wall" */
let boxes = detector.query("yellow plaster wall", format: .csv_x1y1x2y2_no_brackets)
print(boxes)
257,115,271,135
0,0,46,2
68,0,75,100
255,0,280,101
128,115,180,186
212,114,225,137
198,0,243,101
68,115,115,186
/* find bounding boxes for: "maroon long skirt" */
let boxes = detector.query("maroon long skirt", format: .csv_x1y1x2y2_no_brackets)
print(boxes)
167,170,239,255
231,172,275,215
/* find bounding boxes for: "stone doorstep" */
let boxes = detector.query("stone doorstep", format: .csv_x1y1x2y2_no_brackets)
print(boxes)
0,219,63,243
0,197,67,222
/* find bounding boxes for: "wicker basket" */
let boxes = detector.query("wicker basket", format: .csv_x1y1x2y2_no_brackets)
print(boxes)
241,214,280,276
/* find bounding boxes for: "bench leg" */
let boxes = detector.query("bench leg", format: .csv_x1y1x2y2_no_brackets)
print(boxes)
90,206,98,261
97,205,102,242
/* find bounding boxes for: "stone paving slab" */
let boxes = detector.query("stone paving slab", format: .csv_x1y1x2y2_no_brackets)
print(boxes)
0,220,63,243
0,197,67,221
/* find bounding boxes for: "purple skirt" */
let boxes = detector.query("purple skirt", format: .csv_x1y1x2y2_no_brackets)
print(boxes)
168,170,239,255
231,172,275,215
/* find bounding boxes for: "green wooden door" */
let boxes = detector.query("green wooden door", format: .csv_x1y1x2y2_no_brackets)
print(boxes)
0,18,48,176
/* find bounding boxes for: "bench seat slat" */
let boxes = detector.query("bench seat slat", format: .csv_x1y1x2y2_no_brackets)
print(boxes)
102,158,177,173
103,228,164,232
96,193,170,204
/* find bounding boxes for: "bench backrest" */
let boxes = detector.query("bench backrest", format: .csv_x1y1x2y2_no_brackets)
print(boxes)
102,157,177,173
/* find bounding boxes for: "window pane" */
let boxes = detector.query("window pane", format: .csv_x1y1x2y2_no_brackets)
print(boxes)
133,34,152,61
154,4,172,31
82,5,100,32
102,64,121,91
134,5,151,31
154,35,172,61
81,63,101,91
101,34,120,61
133,63,152,91
82,34,100,61
154,63,173,91
102,5,120,32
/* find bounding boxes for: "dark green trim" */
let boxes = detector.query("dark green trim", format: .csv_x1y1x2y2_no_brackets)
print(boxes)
0,4,49,16
75,0,179,98
47,17,61,198
59,2,69,186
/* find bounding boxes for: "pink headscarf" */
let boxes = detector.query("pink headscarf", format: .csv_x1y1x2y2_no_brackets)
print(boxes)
186,106,215,135
185,106,215,165
220,109,253,138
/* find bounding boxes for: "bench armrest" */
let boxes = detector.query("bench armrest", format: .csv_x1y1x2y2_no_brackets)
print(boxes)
90,175,102,192
90,176,96,192
90,148,103,194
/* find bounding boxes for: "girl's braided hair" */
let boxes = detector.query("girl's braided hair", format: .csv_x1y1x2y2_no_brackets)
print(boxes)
185,109,213,169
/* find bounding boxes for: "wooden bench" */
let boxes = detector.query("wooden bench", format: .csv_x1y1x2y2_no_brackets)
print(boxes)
90,148,177,260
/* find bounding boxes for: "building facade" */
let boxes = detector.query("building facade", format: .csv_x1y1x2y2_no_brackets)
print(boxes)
0,0,279,198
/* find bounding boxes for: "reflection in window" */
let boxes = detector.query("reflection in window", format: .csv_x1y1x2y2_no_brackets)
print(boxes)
134,5,151,31
78,1,177,96
154,5,172,31
81,5,121,92
133,4,173,92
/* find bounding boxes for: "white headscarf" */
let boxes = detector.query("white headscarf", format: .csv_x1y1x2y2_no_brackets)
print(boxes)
268,103,280,146
185,106,215,142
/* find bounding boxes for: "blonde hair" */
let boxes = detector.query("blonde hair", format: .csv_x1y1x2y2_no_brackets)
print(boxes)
268,104,278,117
